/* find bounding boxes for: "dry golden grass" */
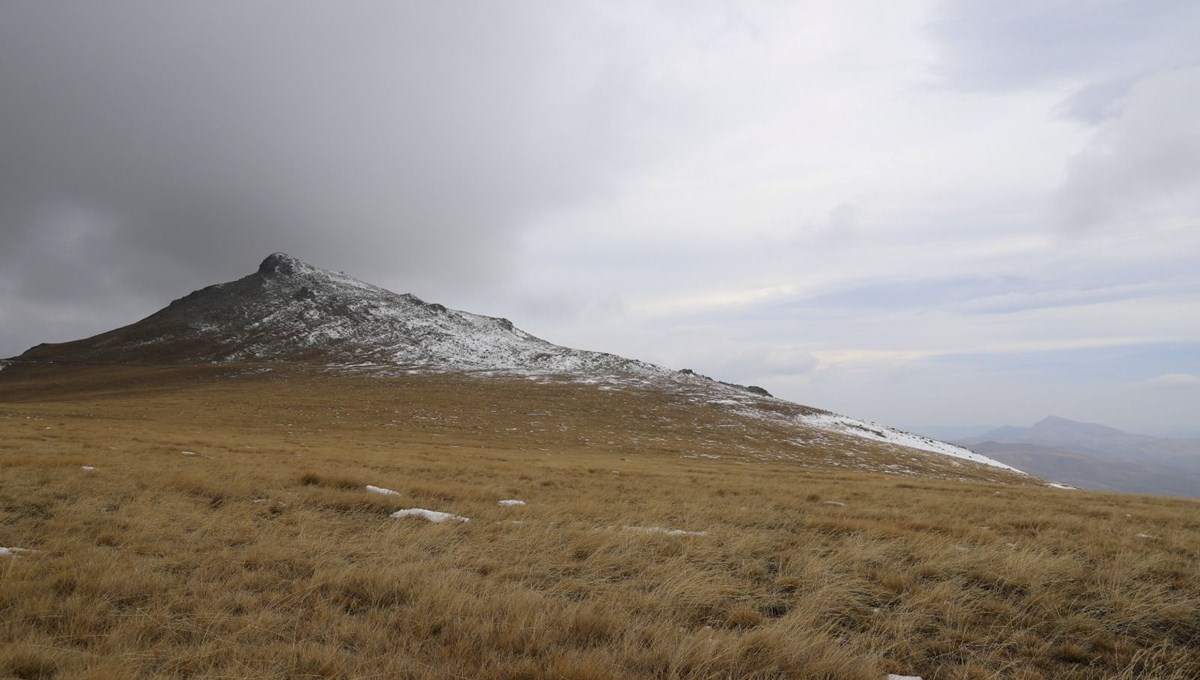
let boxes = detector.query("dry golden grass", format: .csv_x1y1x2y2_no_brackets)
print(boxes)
1,364,1198,679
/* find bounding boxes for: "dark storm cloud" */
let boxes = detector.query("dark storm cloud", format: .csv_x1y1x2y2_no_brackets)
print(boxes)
0,2,647,354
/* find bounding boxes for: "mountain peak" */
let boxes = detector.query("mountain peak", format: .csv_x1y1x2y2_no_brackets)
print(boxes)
9,253,663,374
1030,415,1126,437
1034,416,1074,426
257,252,312,277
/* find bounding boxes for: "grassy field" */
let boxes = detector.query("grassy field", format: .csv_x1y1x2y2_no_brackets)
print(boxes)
1,365,1198,679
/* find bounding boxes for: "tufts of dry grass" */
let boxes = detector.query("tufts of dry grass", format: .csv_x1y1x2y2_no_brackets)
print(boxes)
1,364,1198,678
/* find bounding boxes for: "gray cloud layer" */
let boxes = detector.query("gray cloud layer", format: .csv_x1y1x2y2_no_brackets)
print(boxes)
930,0,1199,95
1054,66,1200,233
1,2,1196,434
0,2,655,349
929,1,1200,233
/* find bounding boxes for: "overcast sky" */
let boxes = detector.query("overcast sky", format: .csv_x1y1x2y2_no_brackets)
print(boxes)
2,1,1198,437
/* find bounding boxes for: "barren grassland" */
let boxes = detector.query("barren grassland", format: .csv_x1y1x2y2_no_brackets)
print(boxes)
1,365,1198,679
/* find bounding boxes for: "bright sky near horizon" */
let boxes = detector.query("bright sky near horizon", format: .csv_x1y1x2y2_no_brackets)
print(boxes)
1,1,1197,436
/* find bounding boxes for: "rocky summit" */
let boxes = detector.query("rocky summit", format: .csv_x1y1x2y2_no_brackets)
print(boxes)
14,253,661,373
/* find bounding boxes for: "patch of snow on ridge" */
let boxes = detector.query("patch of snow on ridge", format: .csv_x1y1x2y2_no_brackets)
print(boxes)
800,413,1025,473
391,508,469,523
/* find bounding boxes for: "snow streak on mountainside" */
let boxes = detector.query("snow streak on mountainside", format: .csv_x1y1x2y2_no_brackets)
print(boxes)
796,413,1024,472
9,253,1021,475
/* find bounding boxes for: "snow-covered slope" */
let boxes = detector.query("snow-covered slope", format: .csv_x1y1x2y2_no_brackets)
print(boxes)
796,413,1024,472
9,253,1021,476
652,376,1023,474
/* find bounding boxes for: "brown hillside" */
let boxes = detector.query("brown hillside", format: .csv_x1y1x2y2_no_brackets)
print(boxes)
2,365,1198,679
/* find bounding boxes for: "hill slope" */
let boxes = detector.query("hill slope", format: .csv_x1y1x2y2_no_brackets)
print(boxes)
1,364,1197,679
6,252,1021,478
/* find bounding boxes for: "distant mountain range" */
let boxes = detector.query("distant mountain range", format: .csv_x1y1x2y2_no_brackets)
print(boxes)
958,416,1200,497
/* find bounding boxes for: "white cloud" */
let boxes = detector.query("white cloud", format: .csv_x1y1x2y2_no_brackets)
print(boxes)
1053,66,1200,234
1146,373,1200,387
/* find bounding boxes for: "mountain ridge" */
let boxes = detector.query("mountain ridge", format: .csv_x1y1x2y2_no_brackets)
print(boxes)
960,415,1200,496
13,253,670,376
11,252,775,400
965,415,1199,459
6,252,1023,476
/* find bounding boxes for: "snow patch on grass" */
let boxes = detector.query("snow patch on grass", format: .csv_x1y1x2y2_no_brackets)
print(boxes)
391,508,469,523
621,526,708,537
365,485,400,496
498,499,526,506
